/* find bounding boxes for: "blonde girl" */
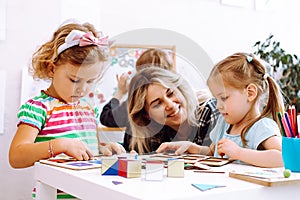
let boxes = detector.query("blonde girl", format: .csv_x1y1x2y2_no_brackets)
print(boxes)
9,21,126,199
161,52,284,167
9,22,125,168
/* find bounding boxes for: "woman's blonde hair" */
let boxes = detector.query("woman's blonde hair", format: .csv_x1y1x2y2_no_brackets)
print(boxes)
207,52,285,146
127,67,198,153
30,22,108,80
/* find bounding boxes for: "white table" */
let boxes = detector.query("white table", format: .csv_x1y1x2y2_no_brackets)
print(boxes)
34,162,300,200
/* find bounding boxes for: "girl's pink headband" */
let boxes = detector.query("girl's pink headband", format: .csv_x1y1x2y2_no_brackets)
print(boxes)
57,30,109,56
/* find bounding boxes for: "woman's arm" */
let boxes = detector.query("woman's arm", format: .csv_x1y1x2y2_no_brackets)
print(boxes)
156,141,213,156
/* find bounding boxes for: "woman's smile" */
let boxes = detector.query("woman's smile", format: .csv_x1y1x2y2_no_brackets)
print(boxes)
167,105,181,117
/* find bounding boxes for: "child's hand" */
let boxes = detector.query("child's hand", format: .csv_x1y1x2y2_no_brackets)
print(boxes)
217,138,241,159
156,141,193,155
99,142,126,156
116,73,129,96
60,138,93,161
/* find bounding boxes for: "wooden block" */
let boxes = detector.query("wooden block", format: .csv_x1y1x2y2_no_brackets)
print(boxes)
145,160,164,181
167,159,184,178
101,157,118,175
118,159,141,178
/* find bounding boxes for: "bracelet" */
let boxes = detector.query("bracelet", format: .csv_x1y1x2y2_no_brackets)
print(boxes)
48,140,54,158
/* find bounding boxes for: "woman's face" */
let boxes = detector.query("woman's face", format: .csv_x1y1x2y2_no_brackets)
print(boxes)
145,83,187,129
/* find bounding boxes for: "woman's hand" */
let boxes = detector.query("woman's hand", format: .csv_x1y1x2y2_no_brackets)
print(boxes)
156,141,194,155
99,142,126,156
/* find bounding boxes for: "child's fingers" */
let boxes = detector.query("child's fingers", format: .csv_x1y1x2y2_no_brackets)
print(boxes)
86,149,94,159
116,74,119,81
99,143,113,156
217,144,225,158
101,147,113,156
119,73,129,81
112,143,126,154
217,139,225,146
82,152,90,161
81,141,93,159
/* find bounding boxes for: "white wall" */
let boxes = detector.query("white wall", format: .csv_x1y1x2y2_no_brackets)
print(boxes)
1,0,300,199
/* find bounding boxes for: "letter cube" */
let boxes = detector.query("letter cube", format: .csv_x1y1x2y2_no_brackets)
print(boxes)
101,157,118,175
118,159,142,178
167,159,184,178
145,160,164,181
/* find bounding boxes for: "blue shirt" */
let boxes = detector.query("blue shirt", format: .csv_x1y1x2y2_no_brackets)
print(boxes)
210,116,280,158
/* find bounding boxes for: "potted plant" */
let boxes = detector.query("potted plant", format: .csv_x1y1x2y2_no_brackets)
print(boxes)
253,34,300,113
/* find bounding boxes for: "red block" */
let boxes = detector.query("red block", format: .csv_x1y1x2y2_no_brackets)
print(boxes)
118,159,141,178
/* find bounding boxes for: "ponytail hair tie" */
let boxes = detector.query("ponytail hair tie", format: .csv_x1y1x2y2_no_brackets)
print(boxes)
246,56,253,63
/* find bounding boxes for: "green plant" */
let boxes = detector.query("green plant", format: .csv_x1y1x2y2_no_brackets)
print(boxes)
253,34,300,112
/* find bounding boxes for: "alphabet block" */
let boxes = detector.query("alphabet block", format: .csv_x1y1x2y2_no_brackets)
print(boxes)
145,160,164,181
101,157,118,175
167,159,184,178
118,159,142,178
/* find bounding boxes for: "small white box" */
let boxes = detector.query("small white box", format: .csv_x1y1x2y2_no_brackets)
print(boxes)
145,160,164,181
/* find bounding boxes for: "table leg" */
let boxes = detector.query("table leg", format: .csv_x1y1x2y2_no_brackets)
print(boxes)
35,181,56,200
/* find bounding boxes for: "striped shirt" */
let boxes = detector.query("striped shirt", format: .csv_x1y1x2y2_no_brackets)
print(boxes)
18,91,100,199
18,91,100,156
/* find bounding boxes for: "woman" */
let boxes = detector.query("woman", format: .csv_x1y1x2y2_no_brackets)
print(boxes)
100,48,174,150
127,67,219,154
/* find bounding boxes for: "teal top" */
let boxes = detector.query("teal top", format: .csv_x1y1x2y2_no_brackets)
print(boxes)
210,116,280,158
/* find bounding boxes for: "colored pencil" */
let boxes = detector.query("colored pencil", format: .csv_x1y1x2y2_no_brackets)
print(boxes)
284,112,295,137
277,112,286,137
291,105,297,137
288,106,296,137
281,115,292,137
297,115,300,137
